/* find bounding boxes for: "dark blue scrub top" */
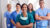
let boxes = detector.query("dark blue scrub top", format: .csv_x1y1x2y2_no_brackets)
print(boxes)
4,11,11,24
10,10,21,23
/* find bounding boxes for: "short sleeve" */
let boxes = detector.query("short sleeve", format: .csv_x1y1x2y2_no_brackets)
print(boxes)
10,13,14,20
35,10,39,15
48,9,50,13
29,14,35,23
16,15,20,23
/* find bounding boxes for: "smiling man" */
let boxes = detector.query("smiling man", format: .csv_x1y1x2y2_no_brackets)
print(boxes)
35,0,50,28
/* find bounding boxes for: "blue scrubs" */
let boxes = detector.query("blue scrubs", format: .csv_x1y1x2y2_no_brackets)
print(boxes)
35,8,49,28
4,11,11,28
48,9,50,28
10,11,21,28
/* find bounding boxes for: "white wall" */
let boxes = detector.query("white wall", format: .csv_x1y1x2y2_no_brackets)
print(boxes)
1,0,50,28
0,0,2,28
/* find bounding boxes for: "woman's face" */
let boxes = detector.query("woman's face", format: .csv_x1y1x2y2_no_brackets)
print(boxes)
16,5,21,11
28,4,33,10
22,5,27,13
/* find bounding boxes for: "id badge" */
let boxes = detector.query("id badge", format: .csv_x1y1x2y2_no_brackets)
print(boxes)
8,24,10,27
13,26,16,28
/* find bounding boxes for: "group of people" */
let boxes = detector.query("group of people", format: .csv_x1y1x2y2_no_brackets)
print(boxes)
4,0,50,28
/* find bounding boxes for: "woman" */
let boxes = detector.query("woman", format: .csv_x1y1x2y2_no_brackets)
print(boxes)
27,3,35,28
16,3,34,28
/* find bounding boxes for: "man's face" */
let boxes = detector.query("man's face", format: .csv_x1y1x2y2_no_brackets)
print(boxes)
39,1,44,8
16,5,21,11
7,4,11,10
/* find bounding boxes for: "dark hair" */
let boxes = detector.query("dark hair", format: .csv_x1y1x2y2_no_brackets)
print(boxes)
21,3,28,9
28,3,33,11
16,3,21,7
39,0,44,2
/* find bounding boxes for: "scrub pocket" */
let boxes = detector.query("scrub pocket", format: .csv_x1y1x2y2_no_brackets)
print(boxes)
40,20,48,26
7,24,11,28
13,26,16,28
36,21,40,28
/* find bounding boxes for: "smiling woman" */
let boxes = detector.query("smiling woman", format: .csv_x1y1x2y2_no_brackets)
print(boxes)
1,0,50,28
28,0,40,11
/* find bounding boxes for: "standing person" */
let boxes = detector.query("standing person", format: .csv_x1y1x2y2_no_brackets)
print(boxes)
35,0,50,28
48,9,50,28
4,4,12,28
27,3,35,28
16,3,34,28
10,3,21,28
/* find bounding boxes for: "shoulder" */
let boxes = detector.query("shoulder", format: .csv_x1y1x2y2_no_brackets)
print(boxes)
28,13,32,17
36,8,40,11
17,14,20,17
4,11,8,15
11,11,16,15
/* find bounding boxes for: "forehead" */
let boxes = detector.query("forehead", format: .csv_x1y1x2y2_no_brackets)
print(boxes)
23,5,27,7
40,1,44,3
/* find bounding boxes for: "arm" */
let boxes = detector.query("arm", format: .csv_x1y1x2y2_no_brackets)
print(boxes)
40,13,50,20
23,23,33,28
35,14,43,20
16,22,25,28
10,19,16,26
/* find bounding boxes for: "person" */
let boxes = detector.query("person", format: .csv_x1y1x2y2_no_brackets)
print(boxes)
4,4,12,28
16,3,34,28
48,9,50,28
35,0,50,28
27,3,35,28
10,3,21,28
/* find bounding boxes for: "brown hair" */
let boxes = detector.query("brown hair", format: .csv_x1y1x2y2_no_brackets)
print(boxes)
21,3,27,9
28,3,33,11
7,4,11,7
39,0,44,3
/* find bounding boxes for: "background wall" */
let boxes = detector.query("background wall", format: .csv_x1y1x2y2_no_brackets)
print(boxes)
0,0,2,28
0,0,50,28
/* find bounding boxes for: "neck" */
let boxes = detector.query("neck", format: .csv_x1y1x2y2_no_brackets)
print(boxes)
23,12,27,17
8,9,11,12
16,9,20,14
29,9,32,12
40,7,44,10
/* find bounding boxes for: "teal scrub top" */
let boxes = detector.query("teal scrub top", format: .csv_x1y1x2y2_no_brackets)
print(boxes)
27,11,35,22
16,13,34,25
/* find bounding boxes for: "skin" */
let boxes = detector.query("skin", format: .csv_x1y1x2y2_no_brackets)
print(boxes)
11,5,21,26
16,4,33,28
7,4,11,12
28,3,33,12
35,1,50,20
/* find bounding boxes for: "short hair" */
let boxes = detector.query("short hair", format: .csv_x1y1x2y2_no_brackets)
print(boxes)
16,3,21,7
21,3,27,9
39,0,44,2
7,4,11,7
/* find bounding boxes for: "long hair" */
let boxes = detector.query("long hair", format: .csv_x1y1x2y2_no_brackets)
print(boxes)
28,3,34,11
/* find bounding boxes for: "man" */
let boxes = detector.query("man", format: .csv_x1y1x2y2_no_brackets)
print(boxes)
35,0,50,28
10,3,21,28
48,9,50,28
4,4,12,28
